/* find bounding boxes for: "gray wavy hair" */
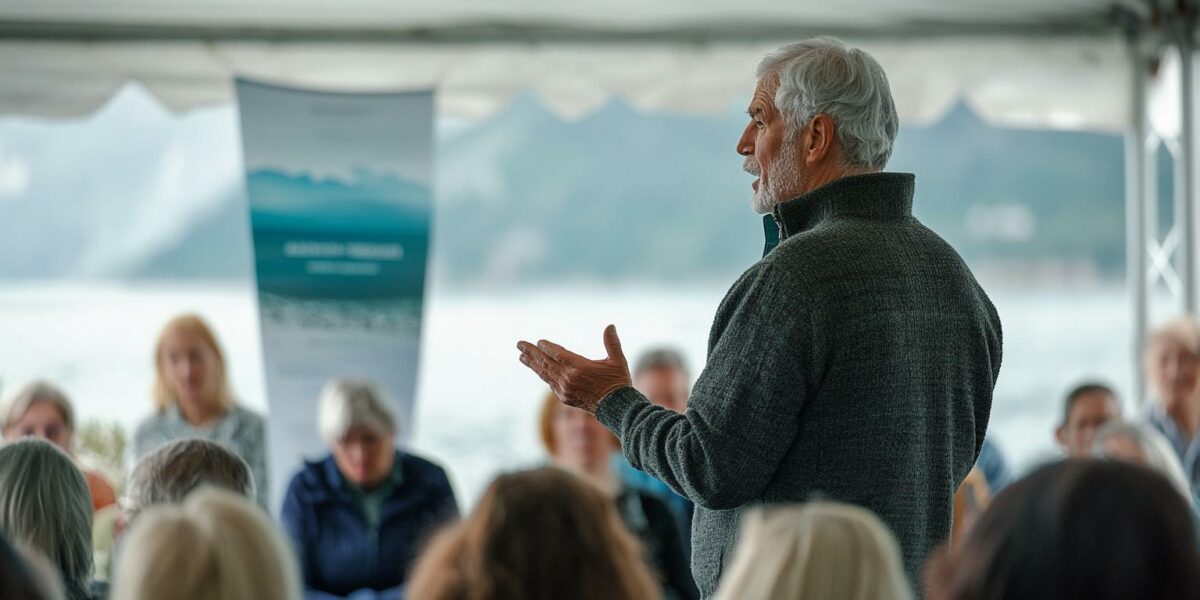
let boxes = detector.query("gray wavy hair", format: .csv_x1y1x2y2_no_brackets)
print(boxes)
123,438,256,525
756,37,899,170
0,438,92,600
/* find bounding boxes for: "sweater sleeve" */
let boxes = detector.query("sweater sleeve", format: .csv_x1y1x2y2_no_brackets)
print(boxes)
597,261,816,510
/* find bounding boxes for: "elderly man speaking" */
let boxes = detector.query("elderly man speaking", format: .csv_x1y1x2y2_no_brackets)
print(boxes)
517,37,1002,595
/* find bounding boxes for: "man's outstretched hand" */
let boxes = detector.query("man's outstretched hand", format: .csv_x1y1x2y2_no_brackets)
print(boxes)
517,324,632,414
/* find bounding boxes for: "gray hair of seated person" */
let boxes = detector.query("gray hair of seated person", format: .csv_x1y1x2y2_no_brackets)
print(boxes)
756,37,899,170
1092,420,1194,502
0,438,92,600
123,438,255,525
317,378,399,444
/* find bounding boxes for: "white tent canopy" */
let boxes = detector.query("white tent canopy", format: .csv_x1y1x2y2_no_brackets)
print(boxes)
2,0,1198,405
0,0,1152,129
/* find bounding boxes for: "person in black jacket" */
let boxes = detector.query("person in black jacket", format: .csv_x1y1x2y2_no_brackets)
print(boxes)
281,379,457,599
539,391,698,600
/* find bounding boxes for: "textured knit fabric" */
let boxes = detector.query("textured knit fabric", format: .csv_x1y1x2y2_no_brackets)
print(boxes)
133,403,268,509
596,172,1003,598
281,451,458,598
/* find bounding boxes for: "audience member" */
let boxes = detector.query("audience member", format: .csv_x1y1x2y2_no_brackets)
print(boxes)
714,502,912,600
927,460,1200,600
1092,420,1195,504
1,380,116,511
951,468,990,548
133,314,268,508
406,467,660,600
1055,382,1121,458
281,379,457,599
540,391,696,600
0,439,93,600
615,348,695,552
0,532,65,600
110,488,300,600
974,437,1012,492
122,438,255,526
1144,316,1200,494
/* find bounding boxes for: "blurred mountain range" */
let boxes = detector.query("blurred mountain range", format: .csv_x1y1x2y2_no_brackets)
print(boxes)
0,84,1148,286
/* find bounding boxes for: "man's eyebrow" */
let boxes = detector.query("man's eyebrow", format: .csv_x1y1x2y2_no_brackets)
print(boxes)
747,107,762,118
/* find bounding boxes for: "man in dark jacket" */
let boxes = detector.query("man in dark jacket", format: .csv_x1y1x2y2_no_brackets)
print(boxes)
518,37,1002,598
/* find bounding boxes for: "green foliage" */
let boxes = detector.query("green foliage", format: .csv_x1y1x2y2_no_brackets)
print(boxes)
75,420,128,493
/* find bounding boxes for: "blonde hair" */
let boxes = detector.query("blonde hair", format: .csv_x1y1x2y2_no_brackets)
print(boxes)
0,380,75,435
1145,315,1200,358
715,502,912,600
112,487,300,600
152,314,233,413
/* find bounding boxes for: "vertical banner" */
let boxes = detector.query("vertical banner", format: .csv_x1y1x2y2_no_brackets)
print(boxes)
235,79,433,510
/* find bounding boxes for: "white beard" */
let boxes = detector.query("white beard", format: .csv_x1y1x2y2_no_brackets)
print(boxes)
746,141,803,215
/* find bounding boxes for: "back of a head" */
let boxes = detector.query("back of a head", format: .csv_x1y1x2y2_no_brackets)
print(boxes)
756,37,898,170
407,467,659,600
0,439,92,600
112,487,300,600
0,533,66,600
1091,421,1194,502
715,502,912,600
123,438,255,524
931,459,1200,600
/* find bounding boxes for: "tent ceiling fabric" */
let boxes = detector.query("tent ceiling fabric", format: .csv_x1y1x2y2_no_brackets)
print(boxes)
0,0,1145,129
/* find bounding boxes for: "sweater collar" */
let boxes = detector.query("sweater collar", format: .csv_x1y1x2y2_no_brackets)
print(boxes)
770,172,915,243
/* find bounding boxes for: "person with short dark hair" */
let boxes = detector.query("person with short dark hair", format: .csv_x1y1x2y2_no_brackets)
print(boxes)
0,532,65,600
1055,382,1121,458
927,460,1200,600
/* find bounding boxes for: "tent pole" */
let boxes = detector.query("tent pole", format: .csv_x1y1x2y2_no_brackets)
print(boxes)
1182,36,1199,314
1127,36,1151,407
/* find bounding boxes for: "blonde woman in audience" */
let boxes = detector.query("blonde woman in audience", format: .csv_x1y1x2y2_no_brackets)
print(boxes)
1092,420,1196,505
111,487,300,600
133,314,268,508
0,439,93,600
407,467,659,600
1,380,116,512
714,502,912,600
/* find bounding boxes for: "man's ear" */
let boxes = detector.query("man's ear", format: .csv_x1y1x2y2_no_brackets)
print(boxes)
804,113,836,165
1054,426,1068,450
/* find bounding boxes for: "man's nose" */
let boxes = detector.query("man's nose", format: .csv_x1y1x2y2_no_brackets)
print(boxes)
737,123,754,156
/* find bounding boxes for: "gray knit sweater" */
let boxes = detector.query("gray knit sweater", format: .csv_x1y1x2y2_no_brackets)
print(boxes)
597,172,1002,598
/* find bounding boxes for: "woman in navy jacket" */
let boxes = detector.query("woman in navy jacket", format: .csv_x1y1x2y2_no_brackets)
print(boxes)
281,379,458,600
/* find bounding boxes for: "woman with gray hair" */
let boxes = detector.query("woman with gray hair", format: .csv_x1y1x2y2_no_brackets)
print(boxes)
1092,420,1197,505
281,378,458,599
1,380,117,513
0,438,93,600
